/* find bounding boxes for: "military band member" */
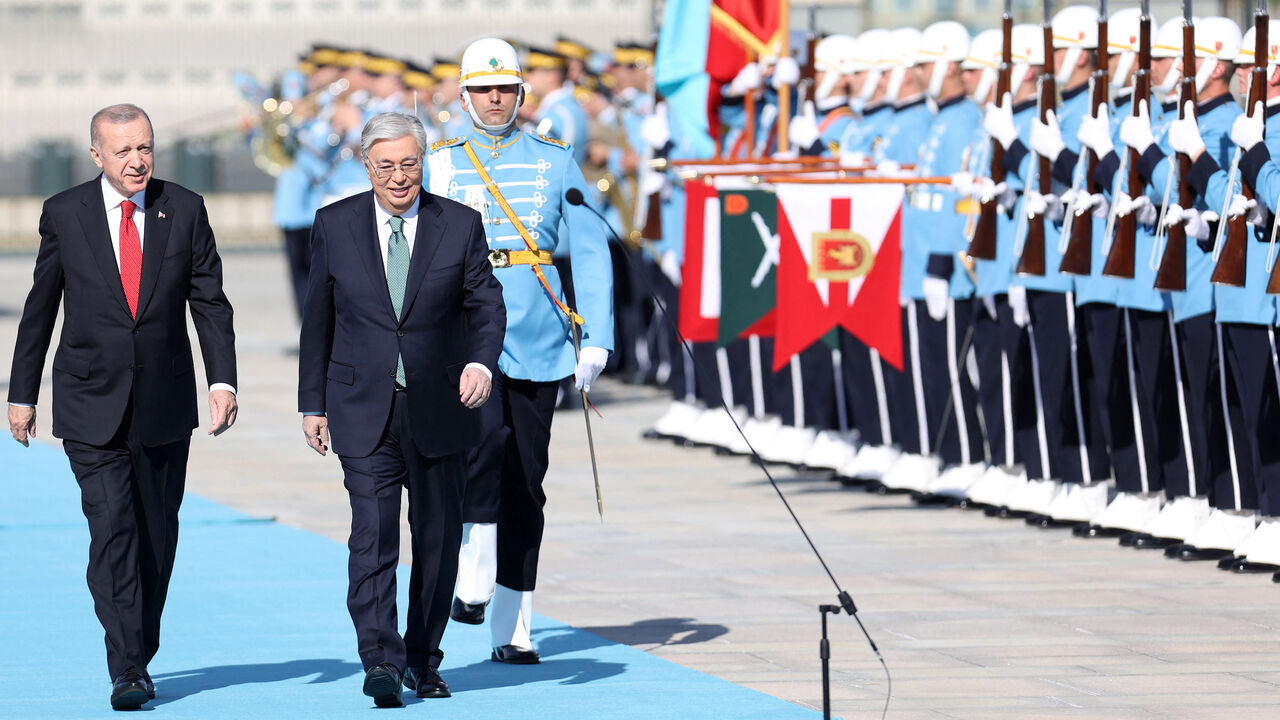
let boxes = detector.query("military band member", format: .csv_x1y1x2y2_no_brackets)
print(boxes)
429,38,614,664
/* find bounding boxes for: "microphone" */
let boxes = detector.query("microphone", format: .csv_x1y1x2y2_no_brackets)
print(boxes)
565,187,586,206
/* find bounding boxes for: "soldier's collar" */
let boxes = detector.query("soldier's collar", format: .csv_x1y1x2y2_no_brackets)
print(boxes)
933,94,966,111
1061,83,1088,101
1268,100,1280,119
862,103,890,117
468,127,522,150
1012,97,1037,114
895,96,927,112
1196,93,1234,115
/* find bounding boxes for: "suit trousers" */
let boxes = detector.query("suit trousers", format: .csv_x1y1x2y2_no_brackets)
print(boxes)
471,372,559,592
340,390,465,671
62,401,190,680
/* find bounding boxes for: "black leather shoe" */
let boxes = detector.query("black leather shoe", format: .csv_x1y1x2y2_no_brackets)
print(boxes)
1173,545,1234,561
1129,534,1180,550
142,670,155,699
1074,524,1128,539
362,662,403,708
1217,556,1242,570
491,645,541,664
1228,559,1280,574
403,666,451,698
111,668,149,710
1272,570,1280,583
1118,532,1149,547
450,597,487,625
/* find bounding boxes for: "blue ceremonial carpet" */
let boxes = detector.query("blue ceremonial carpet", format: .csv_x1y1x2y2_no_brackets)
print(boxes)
0,440,819,719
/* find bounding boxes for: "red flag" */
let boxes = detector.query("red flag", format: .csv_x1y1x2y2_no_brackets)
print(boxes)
705,0,783,141
773,183,904,371
677,180,722,342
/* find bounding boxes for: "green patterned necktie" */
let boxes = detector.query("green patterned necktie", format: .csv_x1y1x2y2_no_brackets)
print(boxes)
387,215,408,387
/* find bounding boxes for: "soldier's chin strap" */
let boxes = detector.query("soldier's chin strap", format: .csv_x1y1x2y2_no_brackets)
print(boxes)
461,85,525,135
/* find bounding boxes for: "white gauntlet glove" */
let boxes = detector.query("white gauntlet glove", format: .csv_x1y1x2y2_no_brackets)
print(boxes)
574,346,610,392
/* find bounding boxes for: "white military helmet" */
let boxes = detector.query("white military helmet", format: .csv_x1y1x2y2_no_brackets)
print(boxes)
1052,5,1100,84
1009,23,1046,97
1237,20,1280,69
851,28,891,103
1193,17,1243,94
813,33,858,105
457,37,526,133
1151,17,1193,95
916,20,971,98
962,28,1003,103
882,27,922,103
1107,8,1157,90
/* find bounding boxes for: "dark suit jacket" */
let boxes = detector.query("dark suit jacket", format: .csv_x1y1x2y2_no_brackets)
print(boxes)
8,177,238,447
297,189,506,459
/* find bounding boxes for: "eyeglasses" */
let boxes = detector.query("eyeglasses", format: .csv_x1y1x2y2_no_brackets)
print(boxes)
368,158,422,179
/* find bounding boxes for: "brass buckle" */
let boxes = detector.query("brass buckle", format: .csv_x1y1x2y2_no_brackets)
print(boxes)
488,249,510,269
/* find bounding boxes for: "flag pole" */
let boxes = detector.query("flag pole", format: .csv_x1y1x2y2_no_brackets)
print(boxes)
776,0,791,154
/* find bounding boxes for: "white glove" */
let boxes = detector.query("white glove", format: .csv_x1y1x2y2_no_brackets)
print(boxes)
1227,193,1267,225
574,346,609,392
1119,100,1155,155
789,101,820,150
1007,285,1030,328
982,294,998,320
1115,193,1157,226
978,179,1017,212
922,276,949,321
1231,103,1265,152
727,62,761,97
1181,207,1211,240
771,56,801,89
875,159,902,176
1026,191,1064,223
840,151,868,168
983,92,1018,150
1030,110,1066,162
640,103,671,149
660,248,682,288
1085,193,1110,220
1167,102,1206,157
1077,103,1113,157
950,171,976,197
1160,203,1185,230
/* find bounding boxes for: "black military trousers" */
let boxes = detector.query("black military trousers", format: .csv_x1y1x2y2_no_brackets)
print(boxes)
62,400,190,680
340,390,465,671
1122,309,1186,496
916,298,984,465
883,304,924,455
1077,303,1134,484
839,329,890,447
282,226,312,321
1219,322,1280,515
1174,314,1227,500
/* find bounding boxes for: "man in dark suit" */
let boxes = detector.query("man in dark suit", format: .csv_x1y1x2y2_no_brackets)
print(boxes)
298,111,505,708
7,103,238,710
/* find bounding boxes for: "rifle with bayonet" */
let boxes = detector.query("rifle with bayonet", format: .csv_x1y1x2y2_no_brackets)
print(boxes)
1212,0,1267,287
968,0,1013,261
1154,2,1196,290
1061,0,1109,275
1016,0,1055,276
1103,0,1150,278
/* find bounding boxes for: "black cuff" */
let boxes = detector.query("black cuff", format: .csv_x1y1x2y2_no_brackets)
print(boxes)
1052,149,1079,186
1004,140,1029,177
1136,145,1166,186
1198,225,1216,254
926,252,955,280
1093,150,1120,189
800,139,825,157
1186,153,1223,198
653,140,675,160
1240,143,1273,194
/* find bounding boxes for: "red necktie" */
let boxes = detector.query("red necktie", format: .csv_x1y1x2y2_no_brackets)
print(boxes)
119,199,142,318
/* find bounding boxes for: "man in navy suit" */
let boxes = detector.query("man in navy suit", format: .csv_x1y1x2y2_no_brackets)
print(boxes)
7,103,238,710
298,111,505,707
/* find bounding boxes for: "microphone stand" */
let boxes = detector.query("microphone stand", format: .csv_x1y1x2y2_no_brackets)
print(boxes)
566,187,891,720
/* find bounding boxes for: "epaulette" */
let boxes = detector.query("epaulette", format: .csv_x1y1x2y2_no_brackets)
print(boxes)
532,133,569,149
429,136,464,152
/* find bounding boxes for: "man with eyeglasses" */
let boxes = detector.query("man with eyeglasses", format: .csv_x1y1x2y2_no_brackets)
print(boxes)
298,111,506,707
426,37,613,665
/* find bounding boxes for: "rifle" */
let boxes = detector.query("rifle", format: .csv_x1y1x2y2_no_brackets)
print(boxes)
800,4,818,105
1102,0,1150,278
1060,0,1109,275
1015,0,1055,276
1212,0,1267,287
1154,2,1195,291
967,0,1012,261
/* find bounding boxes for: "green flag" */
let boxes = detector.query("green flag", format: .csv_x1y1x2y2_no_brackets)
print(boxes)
717,187,777,347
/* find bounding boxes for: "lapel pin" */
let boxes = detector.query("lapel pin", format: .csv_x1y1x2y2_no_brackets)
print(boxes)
158,211,166,219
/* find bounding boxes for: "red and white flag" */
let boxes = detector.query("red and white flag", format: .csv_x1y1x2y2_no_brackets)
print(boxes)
773,182,904,371
677,180,721,343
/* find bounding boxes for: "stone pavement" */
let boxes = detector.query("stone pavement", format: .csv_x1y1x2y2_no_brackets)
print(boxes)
3,249,1280,719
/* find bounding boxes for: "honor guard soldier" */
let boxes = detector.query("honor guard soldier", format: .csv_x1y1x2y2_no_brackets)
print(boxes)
525,45,590,166
838,29,894,167
432,57,469,139
787,34,858,157
555,35,592,85
427,38,614,664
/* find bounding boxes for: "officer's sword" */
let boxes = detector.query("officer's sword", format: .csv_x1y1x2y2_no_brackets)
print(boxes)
572,323,604,521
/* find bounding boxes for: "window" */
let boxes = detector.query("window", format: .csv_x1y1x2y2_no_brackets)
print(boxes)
186,69,213,84
142,70,172,85
14,72,43,88
57,71,86,87
100,70,127,86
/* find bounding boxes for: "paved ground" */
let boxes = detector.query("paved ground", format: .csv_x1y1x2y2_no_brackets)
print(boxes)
4,249,1280,718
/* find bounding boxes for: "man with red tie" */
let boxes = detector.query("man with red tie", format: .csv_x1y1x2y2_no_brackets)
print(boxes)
7,103,238,710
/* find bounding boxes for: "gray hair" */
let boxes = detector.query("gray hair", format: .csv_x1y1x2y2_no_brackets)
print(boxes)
90,103,152,148
360,112,428,161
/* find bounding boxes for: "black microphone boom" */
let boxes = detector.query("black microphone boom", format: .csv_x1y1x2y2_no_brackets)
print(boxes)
568,187,889,720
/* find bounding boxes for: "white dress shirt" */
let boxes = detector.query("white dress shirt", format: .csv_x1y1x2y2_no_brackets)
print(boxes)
100,174,146,271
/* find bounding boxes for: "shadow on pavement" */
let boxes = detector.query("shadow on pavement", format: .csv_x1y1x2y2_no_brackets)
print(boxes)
149,658,363,705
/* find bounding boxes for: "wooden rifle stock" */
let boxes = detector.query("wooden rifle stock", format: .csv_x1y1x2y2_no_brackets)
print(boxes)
1060,16,1109,275
1103,9,1151,279
968,12,1013,261
1212,9,1267,287
1016,21,1054,277
1154,23,1196,291
640,87,666,242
